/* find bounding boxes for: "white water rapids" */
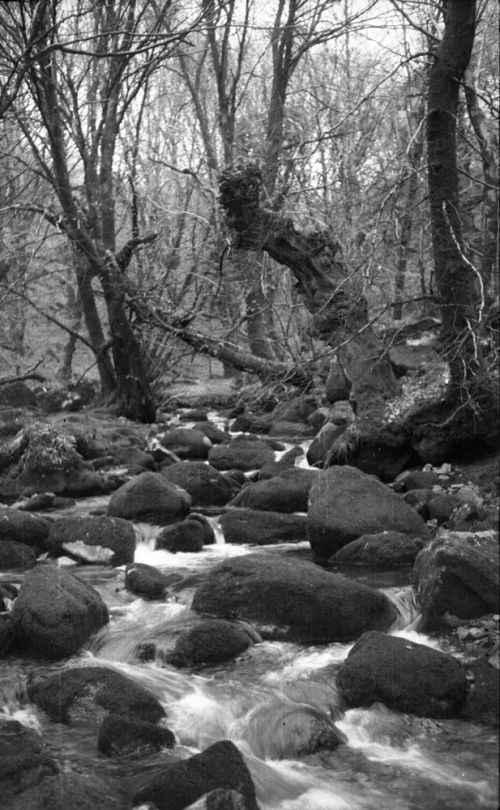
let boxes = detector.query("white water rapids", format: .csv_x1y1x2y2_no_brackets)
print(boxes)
0,420,498,809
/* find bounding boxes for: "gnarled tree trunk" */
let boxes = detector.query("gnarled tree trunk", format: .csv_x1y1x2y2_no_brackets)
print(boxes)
218,163,404,476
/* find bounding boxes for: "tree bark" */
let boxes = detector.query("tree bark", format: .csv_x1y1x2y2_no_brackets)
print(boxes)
393,97,425,320
427,0,481,396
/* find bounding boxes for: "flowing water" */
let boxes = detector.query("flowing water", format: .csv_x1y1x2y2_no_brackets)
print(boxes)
0,422,498,809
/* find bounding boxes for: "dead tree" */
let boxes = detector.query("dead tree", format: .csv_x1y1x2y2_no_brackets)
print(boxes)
218,163,408,475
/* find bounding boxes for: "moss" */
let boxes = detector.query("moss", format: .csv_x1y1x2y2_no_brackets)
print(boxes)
22,424,82,474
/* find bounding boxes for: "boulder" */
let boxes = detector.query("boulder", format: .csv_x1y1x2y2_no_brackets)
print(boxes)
337,630,467,718
257,446,304,480
193,421,230,444
412,531,499,629
156,517,212,553
220,509,308,545
241,699,346,759
393,469,441,492
160,462,232,507
125,562,180,600
4,769,125,810
192,553,397,643
306,422,345,467
107,472,191,525
11,563,108,659
46,515,136,565
27,665,165,724
308,465,429,562
332,531,427,568
132,740,260,810
0,509,52,550
268,420,316,438
306,408,328,430
166,619,255,667
13,492,56,512
400,488,434,519
0,424,108,500
0,718,58,805
0,540,37,570
111,446,155,472
427,493,460,525
229,468,318,513
98,712,175,756
230,413,271,434
208,436,274,472
158,427,212,460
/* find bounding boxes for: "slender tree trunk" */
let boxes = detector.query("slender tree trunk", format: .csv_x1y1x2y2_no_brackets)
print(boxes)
99,254,156,422
402,0,498,462
56,283,82,385
73,250,116,397
463,72,499,299
235,251,276,361
426,0,483,397
393,103,425,320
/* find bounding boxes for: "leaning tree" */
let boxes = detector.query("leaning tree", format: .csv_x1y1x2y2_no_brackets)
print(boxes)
218,0,498,476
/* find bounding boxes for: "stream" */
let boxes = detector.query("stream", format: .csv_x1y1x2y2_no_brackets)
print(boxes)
0,424,498,809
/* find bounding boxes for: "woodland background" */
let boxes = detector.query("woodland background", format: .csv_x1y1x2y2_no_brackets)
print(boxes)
0,0,498,412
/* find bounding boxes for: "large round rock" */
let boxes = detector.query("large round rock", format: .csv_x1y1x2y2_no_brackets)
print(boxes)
160,462,232,507
229,468,318,513
308,465,429,562
208,436,274,472
0,541,37,570
220,508,308,545
242,699,346,760
0,509,52,550
332,531,427,568
46,515,136,565
166,619,255,667
132,739,259,810
0,718,58,805
107,472,191,525
11,563,108,659
27,665,165,724
125,562,178,600
98,713,175,757
412,530,499,629
157,427,212,460
156,517,212,553
191,553,397,643
337,631,467,718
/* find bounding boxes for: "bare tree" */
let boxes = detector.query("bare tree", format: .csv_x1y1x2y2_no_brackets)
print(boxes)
0,0,201,420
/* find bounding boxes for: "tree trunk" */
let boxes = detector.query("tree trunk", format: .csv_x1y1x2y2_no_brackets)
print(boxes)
219,164,400,435
236,251,277,361
393,99,425,320
427,0,481,395
56,283,82,385
73,249,116,397
98,255,156,423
